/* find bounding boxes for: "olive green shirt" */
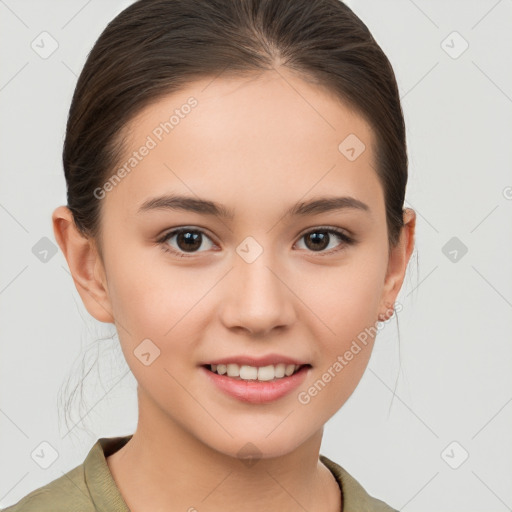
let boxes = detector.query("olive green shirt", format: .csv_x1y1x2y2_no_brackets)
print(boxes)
2,435,398,511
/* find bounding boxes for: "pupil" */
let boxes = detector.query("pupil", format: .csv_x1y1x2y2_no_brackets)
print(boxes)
306,232,328,251
177,231,201,252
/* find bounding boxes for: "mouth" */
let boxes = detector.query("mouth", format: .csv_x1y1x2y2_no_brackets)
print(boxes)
202,363,311,382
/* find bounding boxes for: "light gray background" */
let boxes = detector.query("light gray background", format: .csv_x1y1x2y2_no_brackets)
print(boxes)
1,1,511,510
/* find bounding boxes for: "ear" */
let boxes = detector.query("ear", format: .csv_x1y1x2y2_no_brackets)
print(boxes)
52,205,114,324
378,208,416,320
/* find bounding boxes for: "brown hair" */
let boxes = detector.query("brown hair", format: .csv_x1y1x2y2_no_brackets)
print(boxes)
60,0,413,434
63,0,407,257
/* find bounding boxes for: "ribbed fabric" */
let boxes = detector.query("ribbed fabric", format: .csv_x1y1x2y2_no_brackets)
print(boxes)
85,437,131,512
2,435,397,511
319,455,398,511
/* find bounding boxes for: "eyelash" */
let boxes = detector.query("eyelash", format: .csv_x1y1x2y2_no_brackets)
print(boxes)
157,226,355,259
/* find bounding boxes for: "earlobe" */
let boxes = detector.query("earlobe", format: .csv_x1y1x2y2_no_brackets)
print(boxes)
378,302,395,322
52,205,114,324
377,208,416,320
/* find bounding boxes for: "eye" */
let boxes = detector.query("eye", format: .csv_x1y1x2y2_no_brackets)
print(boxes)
158,227,216,258
295,227,354,255
157,225,355,259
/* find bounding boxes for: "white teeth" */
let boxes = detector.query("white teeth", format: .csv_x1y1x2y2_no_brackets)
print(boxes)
285,364,296,376
240,365,258,380
274,364,286,378
226,364,240,377
208,363,305,381
257,365,275,381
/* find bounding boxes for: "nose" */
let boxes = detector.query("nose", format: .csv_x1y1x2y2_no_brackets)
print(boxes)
219,253,296,337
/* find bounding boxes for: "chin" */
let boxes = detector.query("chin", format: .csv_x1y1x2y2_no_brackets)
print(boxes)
198,424,316,461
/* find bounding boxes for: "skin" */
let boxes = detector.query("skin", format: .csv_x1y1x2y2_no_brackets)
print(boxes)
53,68,415,512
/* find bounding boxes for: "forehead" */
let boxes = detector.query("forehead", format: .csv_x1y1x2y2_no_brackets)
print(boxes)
104,69,381,218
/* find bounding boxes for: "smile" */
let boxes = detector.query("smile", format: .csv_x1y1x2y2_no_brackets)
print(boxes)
204,363,310,382
201,363,311,404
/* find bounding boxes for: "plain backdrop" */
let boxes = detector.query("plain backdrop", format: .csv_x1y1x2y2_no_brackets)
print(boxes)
1,1,511,510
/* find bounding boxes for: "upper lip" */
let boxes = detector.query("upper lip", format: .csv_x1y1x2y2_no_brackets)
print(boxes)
200,354,310,367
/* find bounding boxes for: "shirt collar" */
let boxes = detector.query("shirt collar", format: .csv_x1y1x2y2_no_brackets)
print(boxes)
83,434,390,512
84,435,132,512
320,454,396,511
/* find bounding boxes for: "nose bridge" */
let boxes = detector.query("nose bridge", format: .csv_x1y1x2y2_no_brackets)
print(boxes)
221,244,295,335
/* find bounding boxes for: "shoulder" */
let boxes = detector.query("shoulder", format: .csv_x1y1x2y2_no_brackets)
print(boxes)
1,435,132,512
1,463,94,512
320,454,398,512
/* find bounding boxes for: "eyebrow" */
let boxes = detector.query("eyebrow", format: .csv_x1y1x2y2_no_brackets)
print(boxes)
137,193,370,220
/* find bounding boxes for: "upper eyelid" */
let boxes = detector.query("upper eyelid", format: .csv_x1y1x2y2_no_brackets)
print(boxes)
299,225,351,237
160,225,351,249
161,226,217,245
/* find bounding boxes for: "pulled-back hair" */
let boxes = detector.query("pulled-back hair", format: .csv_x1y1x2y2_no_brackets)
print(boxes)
63,0,408,257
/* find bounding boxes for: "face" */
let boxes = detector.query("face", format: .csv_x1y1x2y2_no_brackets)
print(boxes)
57,69,413,459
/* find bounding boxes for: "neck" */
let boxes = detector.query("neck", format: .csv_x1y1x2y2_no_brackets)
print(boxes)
106,388,341,512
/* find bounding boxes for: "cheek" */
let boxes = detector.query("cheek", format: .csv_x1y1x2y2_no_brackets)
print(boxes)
106,255,213,373
106,246,193,333
292,253,384,405
296,273,380,418
296,253,385,338
107,268,198,395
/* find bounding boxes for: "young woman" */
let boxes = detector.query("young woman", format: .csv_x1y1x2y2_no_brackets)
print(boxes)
3,0,415,510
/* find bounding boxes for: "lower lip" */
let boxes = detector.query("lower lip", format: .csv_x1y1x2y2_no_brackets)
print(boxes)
201,365,311,404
